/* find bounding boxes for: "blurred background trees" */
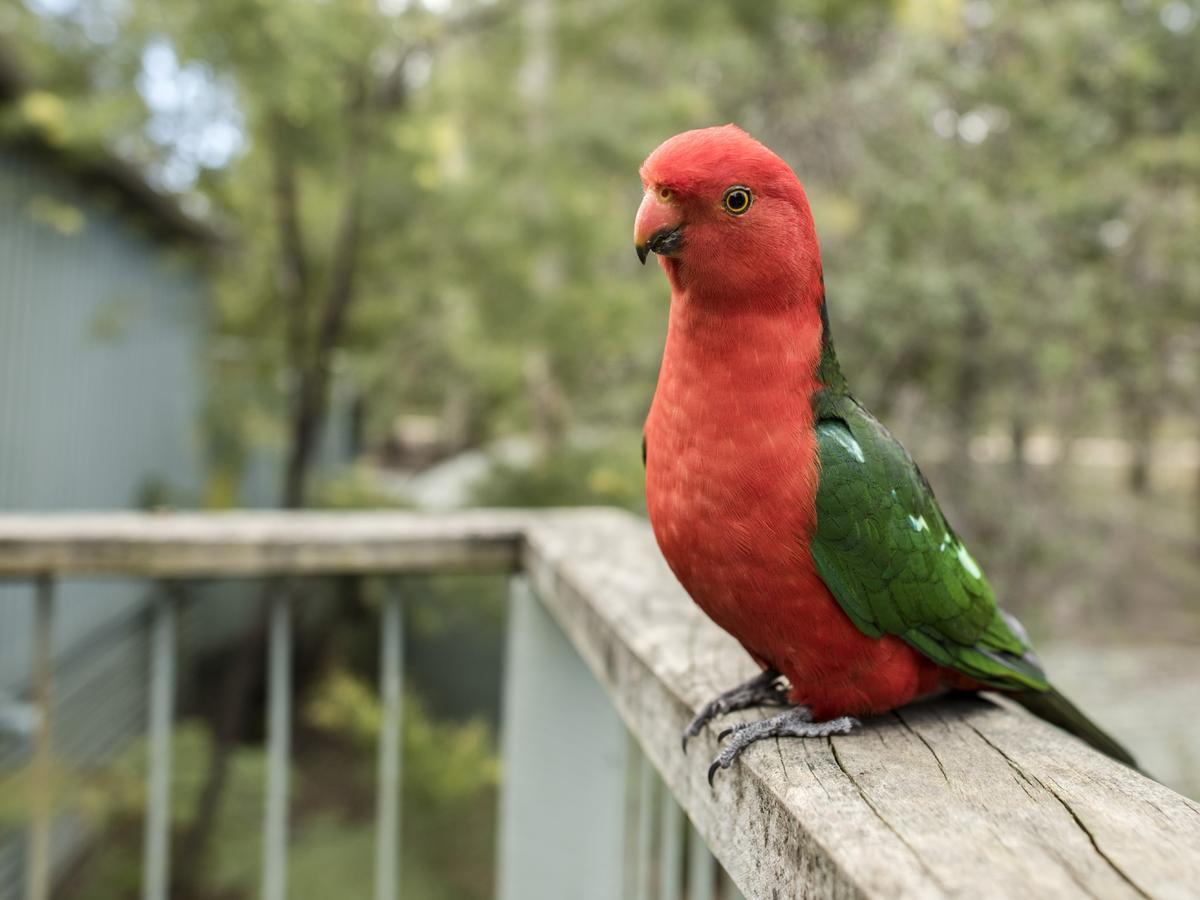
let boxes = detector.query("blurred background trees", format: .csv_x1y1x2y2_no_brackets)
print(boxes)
7,0,1198,556
2,0,1198,896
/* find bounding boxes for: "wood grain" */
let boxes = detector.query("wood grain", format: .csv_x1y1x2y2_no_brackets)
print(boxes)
520,509,1200,900
0,510,527,576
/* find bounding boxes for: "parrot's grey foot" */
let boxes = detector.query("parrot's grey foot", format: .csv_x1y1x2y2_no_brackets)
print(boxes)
707,707,860,786
681,668,789,753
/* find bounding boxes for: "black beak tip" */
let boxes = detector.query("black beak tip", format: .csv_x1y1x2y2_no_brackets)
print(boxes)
636,226,683,267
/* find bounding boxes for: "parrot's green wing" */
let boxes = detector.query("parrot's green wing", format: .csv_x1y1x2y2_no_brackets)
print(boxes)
810,390,1048,692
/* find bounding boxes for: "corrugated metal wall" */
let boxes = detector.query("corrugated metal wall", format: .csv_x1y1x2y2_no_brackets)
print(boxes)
0,149,208,680
0,154,207,511
0,149,210,895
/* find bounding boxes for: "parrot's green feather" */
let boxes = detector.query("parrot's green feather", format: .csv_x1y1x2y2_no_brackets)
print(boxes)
810,323,1048,693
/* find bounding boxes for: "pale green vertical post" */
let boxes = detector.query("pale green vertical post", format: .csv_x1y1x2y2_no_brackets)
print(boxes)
686,821,715,900
622,733,641,899
25,576,54,900
659,793,683,900
143,587,177,900
261,590,291,900
634,753,656,900
375,584,404,900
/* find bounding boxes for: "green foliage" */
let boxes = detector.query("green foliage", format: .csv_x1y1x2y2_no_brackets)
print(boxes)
10,0,1196,516
2,0,1195,631
470,436,646,511
0,722,211,831
303,666,500,900
302,666,500,803
307,464,413,510
1,0,1195,634
15,670,500,900
406,573,508,636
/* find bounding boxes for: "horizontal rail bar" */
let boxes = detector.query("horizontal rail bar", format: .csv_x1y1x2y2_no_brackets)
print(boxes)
1,508,1198,898
0,511,527,577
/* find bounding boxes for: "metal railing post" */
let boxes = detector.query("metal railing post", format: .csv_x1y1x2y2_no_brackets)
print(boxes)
374,582,404,900
634,751,656,900
685,822,715,900
25,576,55,900
261,587,292,900
143,586,177,900
659,792,683,900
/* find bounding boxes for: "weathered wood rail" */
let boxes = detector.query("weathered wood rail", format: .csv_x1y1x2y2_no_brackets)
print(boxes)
1,509,1198,899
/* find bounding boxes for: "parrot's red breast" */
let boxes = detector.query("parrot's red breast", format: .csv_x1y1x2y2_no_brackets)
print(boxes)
639,126,959,719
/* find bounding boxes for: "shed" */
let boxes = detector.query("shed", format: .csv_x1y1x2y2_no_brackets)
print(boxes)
0,59,219,890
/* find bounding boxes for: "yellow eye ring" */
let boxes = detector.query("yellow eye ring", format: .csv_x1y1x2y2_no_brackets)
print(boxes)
658,186,673,201
722,186,752,215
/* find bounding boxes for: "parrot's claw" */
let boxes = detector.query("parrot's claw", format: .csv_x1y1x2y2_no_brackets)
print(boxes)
706,708,860,787
717,705,811,742
681,668,789,753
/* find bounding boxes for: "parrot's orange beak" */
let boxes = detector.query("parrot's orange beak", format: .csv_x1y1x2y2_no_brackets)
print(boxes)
634,189,684,265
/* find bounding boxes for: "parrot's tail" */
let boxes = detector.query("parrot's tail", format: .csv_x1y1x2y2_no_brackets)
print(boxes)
1010,686,1139,771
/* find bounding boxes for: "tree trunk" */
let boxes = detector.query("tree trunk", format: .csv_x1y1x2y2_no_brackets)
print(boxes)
176,102,365,888
282,371,328,509
172,591,270,892
1194,423,1200,541
950,294,987,494
524,350,567,459
1010,412,1028,481
518,0,569,460
1127,409,1155,496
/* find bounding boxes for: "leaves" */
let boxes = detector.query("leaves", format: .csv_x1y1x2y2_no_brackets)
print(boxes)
4,0,1195,610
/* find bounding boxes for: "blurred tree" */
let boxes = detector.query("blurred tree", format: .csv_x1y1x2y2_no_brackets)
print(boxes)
5,0,1198,603
146,0,512,508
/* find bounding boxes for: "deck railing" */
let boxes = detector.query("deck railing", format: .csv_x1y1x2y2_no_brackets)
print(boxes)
1,509,1199,900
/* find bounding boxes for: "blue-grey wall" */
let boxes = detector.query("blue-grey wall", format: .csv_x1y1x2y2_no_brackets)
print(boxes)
0,148,210,686
0,152,207,510
0,149,213,894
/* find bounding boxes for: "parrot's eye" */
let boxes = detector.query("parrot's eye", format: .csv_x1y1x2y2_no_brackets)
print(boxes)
658,186,673,201
722,186,752,215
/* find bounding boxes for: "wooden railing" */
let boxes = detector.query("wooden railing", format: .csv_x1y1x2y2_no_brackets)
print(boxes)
1,509,1198,899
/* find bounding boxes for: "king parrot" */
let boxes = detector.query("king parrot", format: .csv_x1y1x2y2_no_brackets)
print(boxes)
634,125,1137,783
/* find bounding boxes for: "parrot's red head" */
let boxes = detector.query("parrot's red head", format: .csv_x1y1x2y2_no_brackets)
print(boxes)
635,125,821,306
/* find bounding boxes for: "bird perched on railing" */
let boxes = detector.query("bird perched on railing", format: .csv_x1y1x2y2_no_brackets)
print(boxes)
634,125,1137,784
